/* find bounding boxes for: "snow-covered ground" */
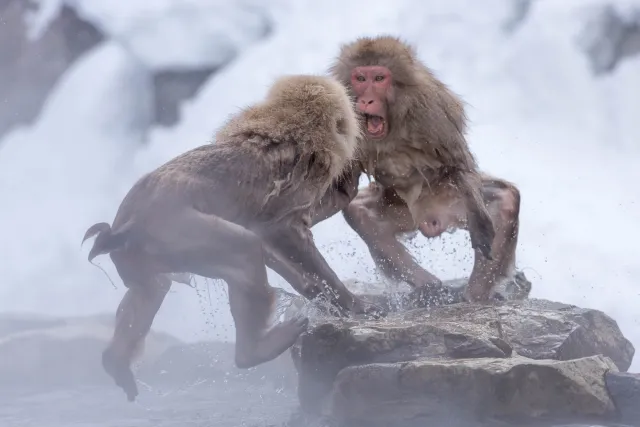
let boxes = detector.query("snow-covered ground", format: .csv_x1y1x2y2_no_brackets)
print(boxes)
1,0,639,368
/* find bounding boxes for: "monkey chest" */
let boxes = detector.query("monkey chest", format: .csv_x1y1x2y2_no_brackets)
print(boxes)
367,153,422,192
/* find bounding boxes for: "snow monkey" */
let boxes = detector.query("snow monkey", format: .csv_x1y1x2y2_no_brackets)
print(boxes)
302,36,521,303
82,74,386,402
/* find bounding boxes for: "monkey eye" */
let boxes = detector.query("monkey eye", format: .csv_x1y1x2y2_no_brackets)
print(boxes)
356,75,366,82
374,75,385,82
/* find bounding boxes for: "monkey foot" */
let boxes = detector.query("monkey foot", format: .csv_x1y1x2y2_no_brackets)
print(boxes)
462,286,493,304
236,315,309,369
102,349,139,402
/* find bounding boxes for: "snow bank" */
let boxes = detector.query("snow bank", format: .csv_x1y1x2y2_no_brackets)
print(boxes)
28,0,275,70
2,0,640,365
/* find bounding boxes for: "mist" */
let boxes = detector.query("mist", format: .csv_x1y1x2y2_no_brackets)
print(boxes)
1,0,639,425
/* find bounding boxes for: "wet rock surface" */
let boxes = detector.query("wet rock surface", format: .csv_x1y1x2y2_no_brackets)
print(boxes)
292,286,635,426
605,372,640,426
0,288,637,427
329,355,617,427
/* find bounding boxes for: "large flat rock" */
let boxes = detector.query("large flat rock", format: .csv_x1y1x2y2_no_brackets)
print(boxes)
330,355,617,427
292,297,634,425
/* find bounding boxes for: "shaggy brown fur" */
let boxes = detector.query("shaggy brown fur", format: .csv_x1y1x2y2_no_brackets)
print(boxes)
81,74,383,402
315,36,522,303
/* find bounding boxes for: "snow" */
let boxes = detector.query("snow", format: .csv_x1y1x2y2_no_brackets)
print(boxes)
0,41,152,318
2,0,640,366
28,0,275,70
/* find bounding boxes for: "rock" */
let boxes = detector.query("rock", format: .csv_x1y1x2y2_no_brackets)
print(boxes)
0,312,180,388
578,4,640,75
498,299,635,372
292,297,634,422
443,333,512,359
0,0,105,139
605,371,640,425
332,271,531,315
328,355,618,427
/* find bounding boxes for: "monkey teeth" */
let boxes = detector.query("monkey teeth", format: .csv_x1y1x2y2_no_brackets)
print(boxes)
365,114,386,137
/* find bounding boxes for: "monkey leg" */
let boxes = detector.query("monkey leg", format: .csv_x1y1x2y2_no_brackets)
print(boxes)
465,178,521,302
153,208,309,369
101,274,171,402
227,282,308,369
343,186,443,289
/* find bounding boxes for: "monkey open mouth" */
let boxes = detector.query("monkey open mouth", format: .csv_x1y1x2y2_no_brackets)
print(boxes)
364,114,386,138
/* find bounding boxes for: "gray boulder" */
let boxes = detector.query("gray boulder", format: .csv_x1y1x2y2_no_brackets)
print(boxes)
329,355,617,427
292,296,634,426
605,371,640,425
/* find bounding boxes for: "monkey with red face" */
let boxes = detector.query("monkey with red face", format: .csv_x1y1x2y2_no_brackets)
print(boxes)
267,36,523,304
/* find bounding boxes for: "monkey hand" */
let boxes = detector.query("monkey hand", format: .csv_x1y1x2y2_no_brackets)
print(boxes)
351,297,387,319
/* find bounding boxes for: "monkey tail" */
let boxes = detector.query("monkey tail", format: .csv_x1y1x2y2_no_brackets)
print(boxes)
81,222,129,262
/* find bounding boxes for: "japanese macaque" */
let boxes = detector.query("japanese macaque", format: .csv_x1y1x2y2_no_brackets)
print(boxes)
312,35,522,302
82,74,384,402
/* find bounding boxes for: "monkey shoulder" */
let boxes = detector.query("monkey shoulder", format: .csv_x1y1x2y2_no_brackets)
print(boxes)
219,134,328,223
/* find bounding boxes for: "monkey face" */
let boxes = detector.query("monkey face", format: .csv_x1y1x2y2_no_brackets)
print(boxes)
350,65,393,139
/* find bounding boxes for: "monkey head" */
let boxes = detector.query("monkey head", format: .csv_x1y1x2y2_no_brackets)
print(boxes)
330,35,420,141
350,65,392,139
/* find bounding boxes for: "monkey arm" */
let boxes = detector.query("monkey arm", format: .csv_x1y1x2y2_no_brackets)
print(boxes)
260,221,385,318
310,161,362,226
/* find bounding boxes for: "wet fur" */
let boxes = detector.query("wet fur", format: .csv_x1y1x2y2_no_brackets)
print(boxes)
84,75,360,260
330,35,495,258
81,74,366,401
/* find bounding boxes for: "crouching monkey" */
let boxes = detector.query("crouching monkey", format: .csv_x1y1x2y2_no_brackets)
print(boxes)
308,36,522,303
